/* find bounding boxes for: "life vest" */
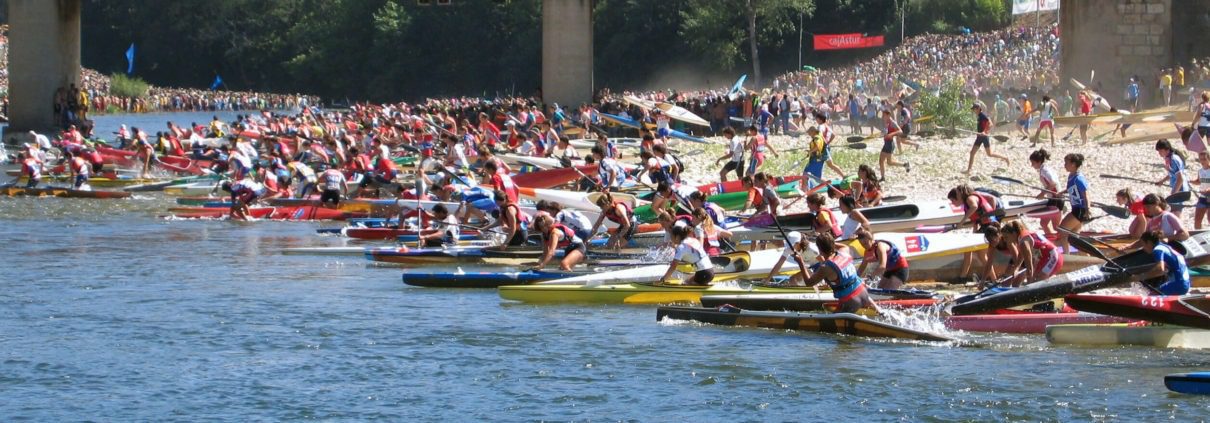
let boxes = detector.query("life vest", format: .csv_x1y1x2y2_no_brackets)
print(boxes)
506,203,530,231
605,201,633,225
493,173,519,204
966,192,1000,223
597,158,624,188
548,224,581,249
862,181,880,202
69,157,89,176
22,158,40,179
817,252,862,299
816,208,843,238
702,226,722,256
865,240,908,271
1026,232,1057,261
752,135,767,153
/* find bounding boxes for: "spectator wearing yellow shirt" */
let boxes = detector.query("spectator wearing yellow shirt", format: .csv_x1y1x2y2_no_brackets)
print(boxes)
1017,93,1033,138
1162,69,1174,106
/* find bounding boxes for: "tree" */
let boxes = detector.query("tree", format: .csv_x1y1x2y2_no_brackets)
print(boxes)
680,0,814,88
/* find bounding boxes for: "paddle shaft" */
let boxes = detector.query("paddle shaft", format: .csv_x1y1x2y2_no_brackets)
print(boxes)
1099,173,1160,185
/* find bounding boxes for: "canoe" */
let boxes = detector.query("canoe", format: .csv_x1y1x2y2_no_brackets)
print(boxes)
634,180,801,223
402,269,587,288
2,186,131,199
655,102,710,127
510,164,599,189
598,112,707,143
168,206,367,221
163,181,221,197
1046,323,1210,349
1165,372,1210,395
699,289,940,312
500,281,831,304
943,312,1133,334
517,186,639,211
342,227,482,241
951,231,1210,315
696,175,809,196
1065,294,1210,330
656,306,953,342
533,249,784,286
776,199,1050,235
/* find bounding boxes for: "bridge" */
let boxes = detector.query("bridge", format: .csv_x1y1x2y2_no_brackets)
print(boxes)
5,0,1209,142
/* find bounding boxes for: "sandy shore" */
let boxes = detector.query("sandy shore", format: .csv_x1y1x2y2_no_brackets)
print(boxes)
675,112,1199,235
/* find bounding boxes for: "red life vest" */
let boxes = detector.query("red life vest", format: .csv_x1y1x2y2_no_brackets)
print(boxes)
550,224,578,248
605,201,633,225
967,192,999,223
816,208,842,238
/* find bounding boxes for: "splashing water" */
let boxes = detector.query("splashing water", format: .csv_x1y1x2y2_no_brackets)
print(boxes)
878,305,964,340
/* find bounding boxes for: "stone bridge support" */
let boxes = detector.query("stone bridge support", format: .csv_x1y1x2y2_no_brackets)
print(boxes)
5,0,81,143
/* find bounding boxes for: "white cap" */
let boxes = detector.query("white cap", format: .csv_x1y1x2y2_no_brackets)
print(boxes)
786,231,803,245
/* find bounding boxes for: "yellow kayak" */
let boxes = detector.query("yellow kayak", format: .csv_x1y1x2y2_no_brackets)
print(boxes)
498,281,826,305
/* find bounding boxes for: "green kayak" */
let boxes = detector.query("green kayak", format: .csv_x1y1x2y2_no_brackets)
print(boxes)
635,180,804,223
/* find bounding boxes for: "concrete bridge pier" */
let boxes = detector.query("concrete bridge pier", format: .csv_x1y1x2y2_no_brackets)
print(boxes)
4,0,81,144
541,0,593,111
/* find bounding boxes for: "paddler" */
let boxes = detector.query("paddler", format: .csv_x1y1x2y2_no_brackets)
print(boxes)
531,214,587,271
9,151,41,188
649,181,683,221
893,101,921,151
948,184,1003,232
742,172,781,218
814,112,847,178
1195,154,1210,230
484,189,530,247
691,207,732,256
850,164,882,208
220,178,266,221
417,204,460,248
688,191,727,227
1139,230,1191,296
482,160,518,205
1056,153,1091,254
65,151,90,190
1155,139,1192,215
998,220,1063,286
1116,188,1148,238
762,230,811,285
714,126,745,182
318,166,348,207
1031,95,1058,146
1131,193,1191,246
805,233,880,314
659,224,715,286
590,191,637,251
963,103,1011,175
806,193,843,238
853,228,910,290
837,196,871,239
288,161,319,199
1029,149,1063,236
537,200,594,243
592,146,625,192
801,126,826,188
878,109,910,182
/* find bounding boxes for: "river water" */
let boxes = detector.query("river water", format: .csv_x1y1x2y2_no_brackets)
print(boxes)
1,113,1208,420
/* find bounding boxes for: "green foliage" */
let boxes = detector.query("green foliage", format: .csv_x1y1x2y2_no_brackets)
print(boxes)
678,0,814,86
109,73,150,98
905,0,1010,36
916,79,976,137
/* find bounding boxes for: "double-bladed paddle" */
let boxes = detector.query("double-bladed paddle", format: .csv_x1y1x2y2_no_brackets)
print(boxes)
990,175,1062,195
1099,173,1161,185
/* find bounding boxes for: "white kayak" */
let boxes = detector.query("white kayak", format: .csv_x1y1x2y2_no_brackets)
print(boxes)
536,249,790,286
656,102,710,127
517,186,640,212
568,138,643,151
732,200,1049,241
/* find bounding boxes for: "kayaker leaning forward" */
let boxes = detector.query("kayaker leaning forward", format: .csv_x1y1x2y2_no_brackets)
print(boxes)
661,224,714,286
804,233,879,314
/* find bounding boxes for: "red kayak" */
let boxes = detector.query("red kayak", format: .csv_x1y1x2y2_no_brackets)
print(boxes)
344,227,481,240
698,175,805,196
1065,294,1210,330
97,146,206,175
510,165,599,189
167,206,367,221
944,312,1133,334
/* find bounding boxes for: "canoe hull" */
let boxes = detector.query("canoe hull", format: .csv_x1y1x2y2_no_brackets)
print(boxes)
656,306,952,342
1046,323,1210,349
1165,372,1210,395
1064,294,1210,330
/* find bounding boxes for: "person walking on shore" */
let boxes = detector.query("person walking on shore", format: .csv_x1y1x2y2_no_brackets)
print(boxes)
878,110,910,181
964,103,1010,175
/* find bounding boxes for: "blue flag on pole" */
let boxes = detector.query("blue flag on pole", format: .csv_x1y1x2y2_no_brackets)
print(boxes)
125,43,135,74
210,75,223,91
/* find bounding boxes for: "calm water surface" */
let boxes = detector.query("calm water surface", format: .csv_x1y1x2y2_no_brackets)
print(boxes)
1,113,1209,421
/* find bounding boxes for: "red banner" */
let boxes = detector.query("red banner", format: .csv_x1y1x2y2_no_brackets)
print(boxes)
813,33,885,50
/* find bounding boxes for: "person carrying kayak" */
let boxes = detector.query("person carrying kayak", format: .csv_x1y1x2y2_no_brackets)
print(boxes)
1029,149,1063,237
691,207,732,257
531,214,587,272
416,204,461,248
1139,230,1191,296
998,220,1063,286
660,224,715,286
854,228,910,290
221,178,266,221
948,184,1003,232
714,126,745,182
590,192,637,251
837,195,871,239
805,233,880,314
1155,139,1192,216
318,166,348,207
964,103,1011,175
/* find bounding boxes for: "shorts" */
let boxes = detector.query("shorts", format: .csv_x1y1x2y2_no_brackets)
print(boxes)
1198,197,1210,209
1070,207,1092,223
572,228,592,243
821,146,832,162
881,139,895,154
1199,126,1210,138
1037,250,1063,277
320,188,342,204
423,238,443,248
973,135,990,149
657,128,670,138
508,227,529,246
1039,120,1054,130
562,242,586,257
1046,197,1068,212
24,177,39,188
74,174,88,188
721,160,744,176
236,190,259,205
901,123,912,136
1018,118,1031,129
689,269,714,286
882,267,909,282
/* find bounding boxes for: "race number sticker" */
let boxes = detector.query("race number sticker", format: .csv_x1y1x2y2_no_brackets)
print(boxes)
1069,266,1107,289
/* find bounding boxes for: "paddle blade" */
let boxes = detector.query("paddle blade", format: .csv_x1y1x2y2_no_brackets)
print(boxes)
991,175,1026,186
882,195,907,203
847,143,867,150
1095,204,1131,219
974,187,1003,198
1059,228,1115,265
846,136,864,143
1166,191,1192,204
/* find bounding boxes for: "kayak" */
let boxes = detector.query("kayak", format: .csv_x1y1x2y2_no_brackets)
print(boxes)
655,102,710,127
517,186,639,212
167,206,367,221
500,280,832,304
944,312,1133,334
1064,294,1210,330
2,186,132,199
533,249,785,286
510,165,599,189
1046,323,1210,349
656,306,953,342
1165,372,1210,395
634,180,801,223
341,227,482,240
366,244,655,265
598,112,707,143
699,289,940,312
15,175,161,188
567,137,643,151
163,181,221,197
776,199,1050,234
123,174,220,192
695,175,810,196
402,269,587,288
951,231,1210,315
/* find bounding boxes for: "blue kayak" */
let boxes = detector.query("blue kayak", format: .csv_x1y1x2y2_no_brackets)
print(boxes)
598,112,707,144
401,269,584,288
1165,372,1210,395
